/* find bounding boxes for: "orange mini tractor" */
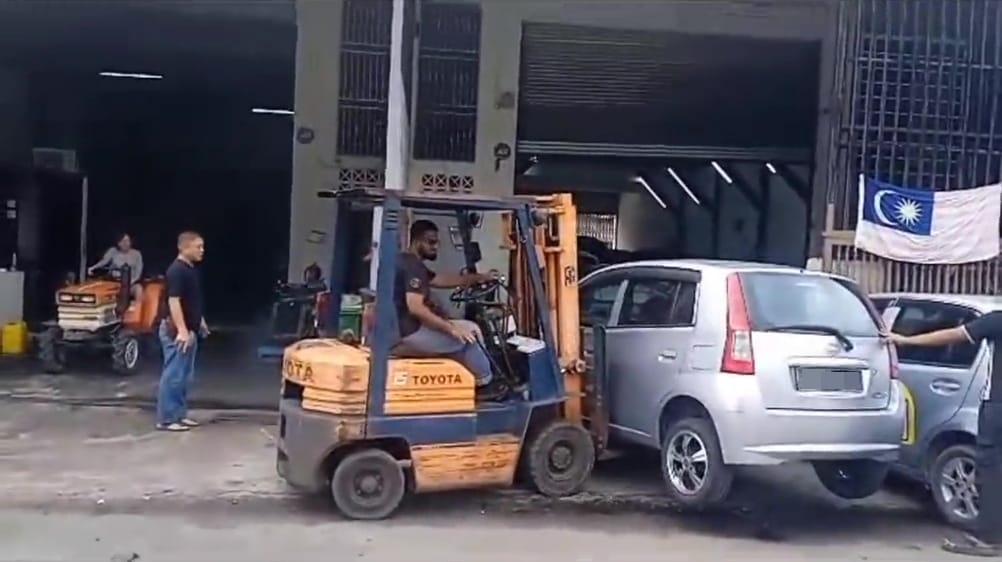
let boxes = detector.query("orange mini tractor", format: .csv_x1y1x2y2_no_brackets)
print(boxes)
38,265,164,375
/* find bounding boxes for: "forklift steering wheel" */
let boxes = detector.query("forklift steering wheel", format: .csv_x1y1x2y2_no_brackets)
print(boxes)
450,278,502,304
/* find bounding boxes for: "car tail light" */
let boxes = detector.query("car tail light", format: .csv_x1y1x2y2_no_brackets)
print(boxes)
722,273,755,375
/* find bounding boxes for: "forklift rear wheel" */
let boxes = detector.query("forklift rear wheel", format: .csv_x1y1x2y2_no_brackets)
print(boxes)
524,421,595,497
111,331,142,375
38,326,66,374
330,448,406,520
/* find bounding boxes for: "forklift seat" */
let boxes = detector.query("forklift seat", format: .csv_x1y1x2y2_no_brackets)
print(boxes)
389,341,432,359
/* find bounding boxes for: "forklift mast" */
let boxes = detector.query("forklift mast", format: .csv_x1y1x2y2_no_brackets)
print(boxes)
501,194,586,423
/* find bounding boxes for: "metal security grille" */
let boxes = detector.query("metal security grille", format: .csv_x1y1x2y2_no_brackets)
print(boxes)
578,214,618,249
337,0,392,157
824,0,1002,294
829,0,1002,228
412,2,481,162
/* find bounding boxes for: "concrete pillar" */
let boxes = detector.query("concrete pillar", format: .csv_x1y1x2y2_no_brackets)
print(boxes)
473,4,521,198
808,0,839,260
369,0,411,285
471,3,522,273
288,0,344,280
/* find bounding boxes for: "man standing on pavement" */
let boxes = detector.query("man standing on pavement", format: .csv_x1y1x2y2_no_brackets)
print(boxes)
156,231,209,432
888,313,1002,557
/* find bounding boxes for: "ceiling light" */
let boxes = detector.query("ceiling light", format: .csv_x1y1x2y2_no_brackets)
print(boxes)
251,108,294,116
99,71,163,80
711,161,733,184
766,162,778,174
666,167,701,206
633,176,667,209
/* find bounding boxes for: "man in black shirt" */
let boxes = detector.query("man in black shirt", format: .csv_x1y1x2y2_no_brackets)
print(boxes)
395,220,496,390
888,311,1002,557
156,231,209,432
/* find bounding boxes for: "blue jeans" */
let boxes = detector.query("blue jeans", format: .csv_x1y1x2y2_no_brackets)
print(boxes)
400,320,493,386
156,322,199,425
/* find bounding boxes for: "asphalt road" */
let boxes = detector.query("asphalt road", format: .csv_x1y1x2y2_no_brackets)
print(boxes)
0,401,973,561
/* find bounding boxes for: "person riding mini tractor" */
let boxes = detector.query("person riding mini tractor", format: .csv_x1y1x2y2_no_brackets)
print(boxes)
38,263,165,375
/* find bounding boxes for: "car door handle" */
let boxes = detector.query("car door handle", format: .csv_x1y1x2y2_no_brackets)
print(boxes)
930,378,963,395
658,350,678,363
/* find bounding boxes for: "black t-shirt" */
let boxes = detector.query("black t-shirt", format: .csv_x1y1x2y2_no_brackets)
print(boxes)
394,252,442,338
160,259,204,331
963,310,1002,402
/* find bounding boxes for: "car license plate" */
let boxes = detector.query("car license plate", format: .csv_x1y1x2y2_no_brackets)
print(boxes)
795,367,863,393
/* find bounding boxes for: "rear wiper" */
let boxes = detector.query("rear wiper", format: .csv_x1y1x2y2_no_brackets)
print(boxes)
764,324,854,351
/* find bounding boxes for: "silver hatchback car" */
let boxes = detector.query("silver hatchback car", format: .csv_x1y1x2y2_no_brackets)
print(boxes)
871,293,995,529
580,260,906,508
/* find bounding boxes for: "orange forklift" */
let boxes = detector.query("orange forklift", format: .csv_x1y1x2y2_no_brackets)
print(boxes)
276,188,609,519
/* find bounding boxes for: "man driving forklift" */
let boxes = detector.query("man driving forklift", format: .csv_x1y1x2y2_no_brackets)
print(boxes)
395,219,504,399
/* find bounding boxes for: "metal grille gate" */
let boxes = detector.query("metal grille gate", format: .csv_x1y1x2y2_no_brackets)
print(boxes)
412,2,481,162
824,0,1002,293
338,0,392,158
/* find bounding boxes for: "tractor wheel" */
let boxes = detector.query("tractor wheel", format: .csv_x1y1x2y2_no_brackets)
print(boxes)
522,420,595,497
330,449,406,520
111,331,142,375
38,326,66,374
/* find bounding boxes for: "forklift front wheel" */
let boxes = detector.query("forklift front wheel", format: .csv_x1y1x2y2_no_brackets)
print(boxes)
330,448,406,520
523,421,595,497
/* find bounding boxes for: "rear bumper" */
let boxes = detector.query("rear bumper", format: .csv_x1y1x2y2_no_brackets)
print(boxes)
711,379,905,466
276,399,361,494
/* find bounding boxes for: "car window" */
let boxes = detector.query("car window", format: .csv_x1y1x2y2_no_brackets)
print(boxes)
740,272,879,337
892,301,979,368
618,278,696,327
580,279,622,327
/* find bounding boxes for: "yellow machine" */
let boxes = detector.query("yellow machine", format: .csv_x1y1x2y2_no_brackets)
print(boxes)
277,189,607,519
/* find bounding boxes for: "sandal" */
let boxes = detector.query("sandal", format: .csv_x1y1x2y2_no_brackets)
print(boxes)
943,535,1002,557
180,418,200,427
156,422,190,432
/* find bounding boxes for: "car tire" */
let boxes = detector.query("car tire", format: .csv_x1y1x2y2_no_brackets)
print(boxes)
812,459,889,500
660,417,733,509
929,444,979,530
330,448,406,520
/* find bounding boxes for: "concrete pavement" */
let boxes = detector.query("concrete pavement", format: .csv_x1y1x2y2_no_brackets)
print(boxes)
0,400,976,560
0,328,281,411
0,507,967,562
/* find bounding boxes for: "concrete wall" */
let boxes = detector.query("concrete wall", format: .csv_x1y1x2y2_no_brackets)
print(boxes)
615,191,677,252
288,0,344,279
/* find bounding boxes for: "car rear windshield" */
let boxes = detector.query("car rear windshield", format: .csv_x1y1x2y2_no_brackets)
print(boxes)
740,272,880,337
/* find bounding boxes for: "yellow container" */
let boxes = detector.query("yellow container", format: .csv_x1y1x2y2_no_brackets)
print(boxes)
1,321,28,355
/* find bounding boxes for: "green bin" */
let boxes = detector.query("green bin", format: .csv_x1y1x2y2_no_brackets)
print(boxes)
338,303,363,335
